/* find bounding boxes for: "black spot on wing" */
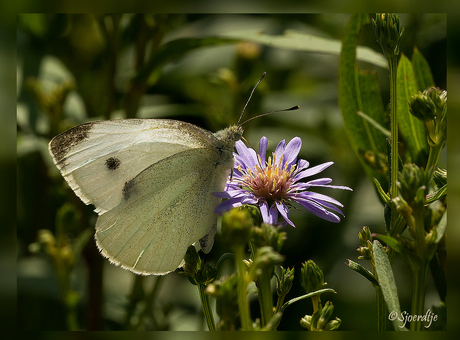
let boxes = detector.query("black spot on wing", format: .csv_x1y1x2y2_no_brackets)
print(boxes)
49,123,94,162
105,157,121,171
123,179,135,200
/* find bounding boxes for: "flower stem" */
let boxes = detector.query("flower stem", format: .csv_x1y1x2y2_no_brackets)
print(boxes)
198,283,215,331
409,205,428,331
257,268,274,327
389,55,399,203
426,143,444,181
235,247,252,330
376,285,386,331
410,263,428,331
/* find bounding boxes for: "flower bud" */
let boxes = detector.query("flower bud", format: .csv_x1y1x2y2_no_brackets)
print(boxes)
276,266,294,298
372,13,404,57
424,87,447,113
221,207,253,251
358,226,373,246
300,314,312,330
182,245,201,283
324,317,342,331
397,164,429,208
206,274,239,326
301,260,326,294
250,223,286,252
249,246,283,280
409,91,437,122
317,301,335,330
357,243,373,261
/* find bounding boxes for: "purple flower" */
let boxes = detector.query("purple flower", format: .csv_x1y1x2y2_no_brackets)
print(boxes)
213,136,352,227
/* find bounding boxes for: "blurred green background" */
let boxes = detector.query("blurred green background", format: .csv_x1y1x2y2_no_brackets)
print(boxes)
14,13,450,332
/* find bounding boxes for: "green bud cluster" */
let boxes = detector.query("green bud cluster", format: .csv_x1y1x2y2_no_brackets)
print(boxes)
300,260,326,294
276,266,294,299
409,87,447,146
250,223,286,252
300,301,341,331
397,163,430,209
372,13,404,58
182,246,218,285
206,275,240,330
220,207,254,251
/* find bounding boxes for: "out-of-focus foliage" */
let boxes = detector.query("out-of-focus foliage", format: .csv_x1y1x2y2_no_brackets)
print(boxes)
16,13,446,331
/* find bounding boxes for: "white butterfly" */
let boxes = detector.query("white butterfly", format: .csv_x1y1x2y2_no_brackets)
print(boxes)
49,118,243,275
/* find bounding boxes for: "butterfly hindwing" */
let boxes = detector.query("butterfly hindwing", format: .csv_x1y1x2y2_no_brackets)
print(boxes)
94,148,230,275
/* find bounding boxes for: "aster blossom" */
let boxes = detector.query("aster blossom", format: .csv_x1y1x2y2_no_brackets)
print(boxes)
214,136,352,227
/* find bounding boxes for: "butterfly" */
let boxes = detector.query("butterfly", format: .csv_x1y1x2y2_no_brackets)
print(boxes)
49,118,243,275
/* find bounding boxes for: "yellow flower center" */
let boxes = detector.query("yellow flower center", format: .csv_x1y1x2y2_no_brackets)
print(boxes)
239,154,296,201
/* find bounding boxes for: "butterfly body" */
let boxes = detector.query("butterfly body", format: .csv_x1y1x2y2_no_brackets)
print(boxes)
49,119,243,275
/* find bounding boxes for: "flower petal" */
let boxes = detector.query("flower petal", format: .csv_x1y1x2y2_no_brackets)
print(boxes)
297,159,310,170
297,191,343,207
294,161,334,180
295,197,341,223
283,137,302,167
241,196,258,205
292,192,345,216
273,139,286,165
259,201,270,223
214,198,243,214
235,140,258,168
276,201,295,227
258,136,268,166
268,203,279,225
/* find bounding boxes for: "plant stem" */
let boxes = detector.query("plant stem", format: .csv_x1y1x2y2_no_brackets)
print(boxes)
410,263,428,331
257,269,274,327
426,143,444,181
388,55,399,203
235,247,252,330
376,286,386,331
198,283,216,331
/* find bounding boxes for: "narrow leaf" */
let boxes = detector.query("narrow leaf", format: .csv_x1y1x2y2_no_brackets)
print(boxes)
426,184,447,204
357,111,391,138
280,288,336,313
338,14,389,192
435,210,447,244
373,178,391,204
412,47,435,91
224,29,388,68
372,234,405,254
346,259,379,286
397,54,429,165
373,241,407,331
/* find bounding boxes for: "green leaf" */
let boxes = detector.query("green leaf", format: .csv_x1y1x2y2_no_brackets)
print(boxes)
397,54,429,165
373,241,408,331
280,288,336,313
338,14,389,192
346,259,379,286
435,210,447,244
373,178,391,203
426,183,447,204
372,234,405,254
224,29,388,68
135,37,238,84
412,47,435,91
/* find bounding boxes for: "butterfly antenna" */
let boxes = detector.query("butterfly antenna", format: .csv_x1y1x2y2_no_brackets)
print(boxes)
239,105,300,126
237,72,266,125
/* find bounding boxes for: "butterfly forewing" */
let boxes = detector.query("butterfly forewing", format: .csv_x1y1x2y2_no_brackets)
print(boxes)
49,119,219,214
